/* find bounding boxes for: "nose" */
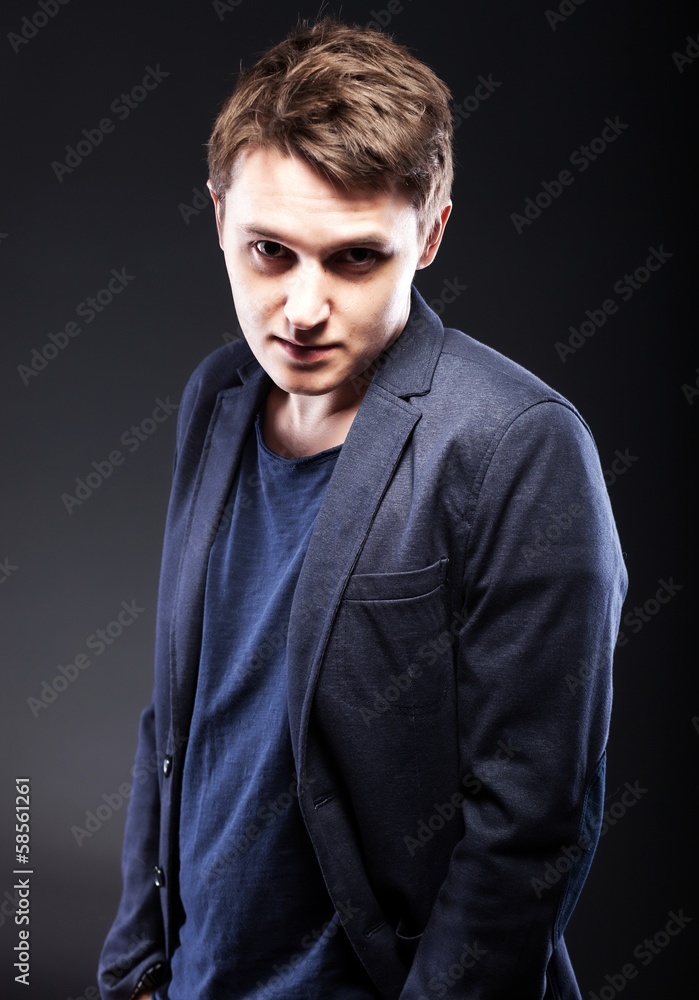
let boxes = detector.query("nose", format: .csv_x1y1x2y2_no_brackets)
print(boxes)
283,264,331,332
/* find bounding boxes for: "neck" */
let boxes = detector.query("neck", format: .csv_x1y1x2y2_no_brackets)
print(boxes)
262,382,365,458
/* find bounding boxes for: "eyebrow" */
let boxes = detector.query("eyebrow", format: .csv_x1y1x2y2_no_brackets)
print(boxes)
237,225,395,256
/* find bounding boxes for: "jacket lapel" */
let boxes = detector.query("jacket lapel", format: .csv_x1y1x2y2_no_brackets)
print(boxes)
287,287,445,771
169,365,270,736
286,387,421,769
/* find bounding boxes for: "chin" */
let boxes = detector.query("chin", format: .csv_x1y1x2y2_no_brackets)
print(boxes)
284,381,339,397
268,372,328,396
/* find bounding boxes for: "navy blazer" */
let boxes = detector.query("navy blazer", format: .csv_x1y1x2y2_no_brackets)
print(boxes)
99,289,627,1000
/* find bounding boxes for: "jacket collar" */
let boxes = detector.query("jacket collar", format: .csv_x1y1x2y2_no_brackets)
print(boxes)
369,285,444,398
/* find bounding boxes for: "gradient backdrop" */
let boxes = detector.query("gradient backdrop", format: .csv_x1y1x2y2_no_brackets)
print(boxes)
2,0,697,997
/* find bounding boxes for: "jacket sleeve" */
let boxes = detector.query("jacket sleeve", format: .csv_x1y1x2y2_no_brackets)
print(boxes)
97,704,169,999
399,400,627,999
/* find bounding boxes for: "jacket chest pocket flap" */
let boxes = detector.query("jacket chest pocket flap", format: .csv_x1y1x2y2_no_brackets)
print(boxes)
332,557,451,717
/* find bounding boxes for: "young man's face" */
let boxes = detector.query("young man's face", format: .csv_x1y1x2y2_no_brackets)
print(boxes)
209,146,449,403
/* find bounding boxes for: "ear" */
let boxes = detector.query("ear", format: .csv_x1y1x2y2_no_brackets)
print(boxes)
207,179,225,249
416,202,452,270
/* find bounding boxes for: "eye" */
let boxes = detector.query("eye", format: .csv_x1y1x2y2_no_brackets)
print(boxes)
253,240,287,258
336,247,379,265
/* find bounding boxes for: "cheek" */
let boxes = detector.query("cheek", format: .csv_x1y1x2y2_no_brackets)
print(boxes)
357,282,408,333
227,270,275,326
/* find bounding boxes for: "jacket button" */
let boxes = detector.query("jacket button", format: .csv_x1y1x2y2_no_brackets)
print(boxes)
153,865,166,888
162,755,173,777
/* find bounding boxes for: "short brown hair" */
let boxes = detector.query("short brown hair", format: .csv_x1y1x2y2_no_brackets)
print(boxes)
207,17,454,241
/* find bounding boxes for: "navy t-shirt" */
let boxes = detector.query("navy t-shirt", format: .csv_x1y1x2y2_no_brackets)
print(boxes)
163,410,378,999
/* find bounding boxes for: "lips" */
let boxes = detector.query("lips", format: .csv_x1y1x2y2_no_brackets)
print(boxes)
274,337,336,362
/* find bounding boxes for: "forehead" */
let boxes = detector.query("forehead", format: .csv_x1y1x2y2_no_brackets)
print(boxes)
224,146,419,248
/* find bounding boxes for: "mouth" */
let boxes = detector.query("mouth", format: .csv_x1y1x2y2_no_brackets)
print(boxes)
273,336,337,362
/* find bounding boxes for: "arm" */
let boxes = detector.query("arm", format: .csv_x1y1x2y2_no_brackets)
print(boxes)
400,401,627,999
98,704,169,1000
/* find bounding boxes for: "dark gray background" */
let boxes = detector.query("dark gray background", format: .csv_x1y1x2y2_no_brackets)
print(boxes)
2,0,696,997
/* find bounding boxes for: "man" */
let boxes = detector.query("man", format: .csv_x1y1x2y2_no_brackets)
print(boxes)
99,17,626,1000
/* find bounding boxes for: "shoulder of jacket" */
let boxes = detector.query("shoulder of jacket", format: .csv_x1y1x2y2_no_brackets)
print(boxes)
435,325,586,427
